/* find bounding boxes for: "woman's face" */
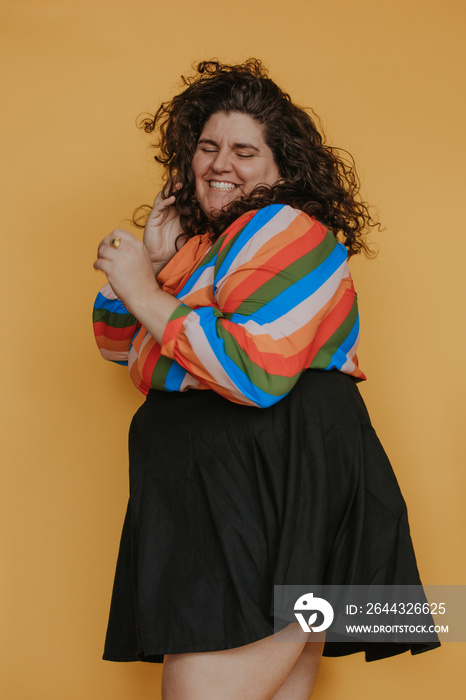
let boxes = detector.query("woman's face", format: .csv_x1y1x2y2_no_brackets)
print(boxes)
191,111,280,217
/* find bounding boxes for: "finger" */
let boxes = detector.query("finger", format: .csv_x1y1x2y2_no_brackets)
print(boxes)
151,191,171,213
97,237,120,258
152,189,164,207
147,195,175,223
160,194,176,208
101,229,134,250
97,246,117,262
162,180,183,199
96,230,131,259
95,244,119,266
105,228,133,243
94,257,111,273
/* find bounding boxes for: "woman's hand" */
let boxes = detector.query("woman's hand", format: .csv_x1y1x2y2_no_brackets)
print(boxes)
143,184,186,270
94,229,159,313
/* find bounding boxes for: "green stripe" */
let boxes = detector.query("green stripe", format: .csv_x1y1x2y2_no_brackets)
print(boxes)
216,323,300,397
168,304,192,322
233,234,336,315
92,308,138,328
214,221,250,272
310,297,358,368
150,355,175,390
195,238,222,268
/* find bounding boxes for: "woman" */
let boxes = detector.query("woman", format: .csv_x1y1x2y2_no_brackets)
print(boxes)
93,60,439,699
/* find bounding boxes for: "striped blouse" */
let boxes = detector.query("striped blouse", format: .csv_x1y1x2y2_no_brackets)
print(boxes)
93,204,366,407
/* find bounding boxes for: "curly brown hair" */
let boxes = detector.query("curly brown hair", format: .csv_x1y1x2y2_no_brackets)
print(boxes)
135,59,379,257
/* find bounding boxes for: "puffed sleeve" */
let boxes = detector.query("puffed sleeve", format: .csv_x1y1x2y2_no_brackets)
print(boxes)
93,283,140,365
93,282,206,396
160,204,361,408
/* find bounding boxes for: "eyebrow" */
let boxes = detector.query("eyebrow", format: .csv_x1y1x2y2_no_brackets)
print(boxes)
197,138,260,152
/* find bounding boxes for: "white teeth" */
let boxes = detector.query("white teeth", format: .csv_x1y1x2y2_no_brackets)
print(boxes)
209,181,237,191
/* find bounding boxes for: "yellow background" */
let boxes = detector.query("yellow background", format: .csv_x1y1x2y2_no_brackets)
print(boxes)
2,0,465,697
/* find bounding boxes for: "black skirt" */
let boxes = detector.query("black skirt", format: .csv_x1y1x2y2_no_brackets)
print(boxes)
103,370,440,663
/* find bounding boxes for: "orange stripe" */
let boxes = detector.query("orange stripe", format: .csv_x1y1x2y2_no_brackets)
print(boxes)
216,278,350,362
95,337,134,352
223,235,325,312
171,345,221,394
168,327,256,403
220,217,323,312
218,321,314,377
181,286,216,307
93,321,138,340
140,343,164,384
307,287,356,364
161,314,191,357
217,210,258,252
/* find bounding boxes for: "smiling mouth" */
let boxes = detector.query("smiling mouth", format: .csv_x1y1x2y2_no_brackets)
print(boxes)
209,181,238,192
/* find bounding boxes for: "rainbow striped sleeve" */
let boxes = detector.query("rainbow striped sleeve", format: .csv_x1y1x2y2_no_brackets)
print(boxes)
160,204,364,408
93,283,140,366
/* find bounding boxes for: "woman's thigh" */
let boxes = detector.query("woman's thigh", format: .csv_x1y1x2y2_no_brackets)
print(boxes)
271,636,325,700
161,624,320,700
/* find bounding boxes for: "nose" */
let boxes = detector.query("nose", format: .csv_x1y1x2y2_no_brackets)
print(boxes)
211,149,233,173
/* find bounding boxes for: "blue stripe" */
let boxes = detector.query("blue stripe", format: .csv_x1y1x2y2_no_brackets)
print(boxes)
189,307,290,408
176,256,217,297
227,244,346,327
326,314,360,370
214,204,285,287
165,360,189,391
94,291,132,317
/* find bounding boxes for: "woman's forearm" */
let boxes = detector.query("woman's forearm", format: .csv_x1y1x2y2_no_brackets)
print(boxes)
94,229,182,344
128,283,181,345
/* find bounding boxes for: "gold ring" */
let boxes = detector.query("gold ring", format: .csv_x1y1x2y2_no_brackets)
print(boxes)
110,237,121,249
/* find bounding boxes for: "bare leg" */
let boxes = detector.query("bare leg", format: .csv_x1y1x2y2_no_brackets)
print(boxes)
161,623,315,700
271,634,325,700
